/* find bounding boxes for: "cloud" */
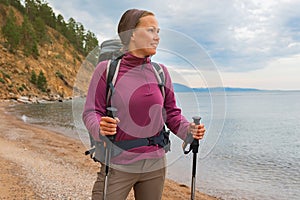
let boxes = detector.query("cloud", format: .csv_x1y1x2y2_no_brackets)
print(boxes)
148,0,300,73
220,53,300,90
215,0,300,71
46,0,300,89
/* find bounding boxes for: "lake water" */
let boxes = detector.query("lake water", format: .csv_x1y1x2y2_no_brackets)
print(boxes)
6,91,300,200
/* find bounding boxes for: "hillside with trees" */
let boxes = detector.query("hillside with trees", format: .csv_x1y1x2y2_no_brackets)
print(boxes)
0,0,99,101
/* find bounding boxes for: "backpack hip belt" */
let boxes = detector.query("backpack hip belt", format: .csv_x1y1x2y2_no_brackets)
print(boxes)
89,127,170,163
113,127,171,154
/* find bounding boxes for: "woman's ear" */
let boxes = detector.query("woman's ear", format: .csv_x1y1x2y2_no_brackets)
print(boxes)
131,31,136,41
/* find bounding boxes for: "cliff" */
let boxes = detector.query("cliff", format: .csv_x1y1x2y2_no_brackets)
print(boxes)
0,4,94,102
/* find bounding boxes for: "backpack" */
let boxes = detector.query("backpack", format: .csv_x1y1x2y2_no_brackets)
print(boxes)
85,39,170,162
98,39,123,62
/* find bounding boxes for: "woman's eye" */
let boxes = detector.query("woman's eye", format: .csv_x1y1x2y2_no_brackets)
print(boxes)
147,28,160,34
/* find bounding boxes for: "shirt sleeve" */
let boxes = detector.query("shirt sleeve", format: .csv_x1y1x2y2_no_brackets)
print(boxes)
82,61,108,141
160,64,190,140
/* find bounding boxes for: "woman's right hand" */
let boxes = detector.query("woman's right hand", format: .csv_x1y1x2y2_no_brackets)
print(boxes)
99,116,119,136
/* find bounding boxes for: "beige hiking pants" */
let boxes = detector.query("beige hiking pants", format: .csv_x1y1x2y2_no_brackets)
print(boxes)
92,158,166,200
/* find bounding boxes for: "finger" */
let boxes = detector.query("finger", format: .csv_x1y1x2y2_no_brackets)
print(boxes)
100,121,117,128
193,131,203,137
101,130,117,136
100,127,117,136
192,126,205,138
99,119,118,136
190,122,196,128
197,124,205,132
101,126,117,132
115,117,120,123
193,134,204,140
101,116,118,124
199,127,206,134
199,124,205,128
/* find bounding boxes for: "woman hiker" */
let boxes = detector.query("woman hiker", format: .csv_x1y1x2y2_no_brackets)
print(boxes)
82,8,206,200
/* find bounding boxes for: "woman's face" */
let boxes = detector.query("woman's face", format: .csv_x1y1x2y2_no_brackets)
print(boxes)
129,15,160,57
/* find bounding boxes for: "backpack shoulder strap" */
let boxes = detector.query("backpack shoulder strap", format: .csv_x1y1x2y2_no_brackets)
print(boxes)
106,60,165,106
106,59,121,106
151,62,165,99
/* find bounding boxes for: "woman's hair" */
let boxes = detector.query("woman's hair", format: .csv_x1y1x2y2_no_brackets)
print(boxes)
117,9,154,48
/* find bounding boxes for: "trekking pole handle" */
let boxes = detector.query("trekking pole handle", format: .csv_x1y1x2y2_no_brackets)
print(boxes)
107,107,118,118
182,116,201,154
191,116,201,154
192,116,201,125
106,107,118,141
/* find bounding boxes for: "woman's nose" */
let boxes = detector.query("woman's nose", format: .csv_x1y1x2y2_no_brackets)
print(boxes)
154,32,160,41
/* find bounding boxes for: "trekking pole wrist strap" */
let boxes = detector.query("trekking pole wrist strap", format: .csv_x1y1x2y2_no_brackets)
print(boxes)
183,133,194,154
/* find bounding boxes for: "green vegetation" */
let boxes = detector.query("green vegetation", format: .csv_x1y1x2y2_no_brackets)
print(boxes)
0,77,5,84
30,70,37,84
18,86,24,92
55,71,64,79
0,70,11,79
0,0,99,57
30,70,47,92
21,15,39,58
37,70,47,92
22,83,27,90
1,9,21,52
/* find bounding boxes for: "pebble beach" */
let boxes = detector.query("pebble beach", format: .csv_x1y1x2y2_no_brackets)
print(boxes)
0,101,218,200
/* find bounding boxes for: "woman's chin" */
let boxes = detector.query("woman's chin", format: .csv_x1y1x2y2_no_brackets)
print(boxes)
147,48,157,56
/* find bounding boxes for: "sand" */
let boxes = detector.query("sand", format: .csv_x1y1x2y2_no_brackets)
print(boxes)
0,101,218,200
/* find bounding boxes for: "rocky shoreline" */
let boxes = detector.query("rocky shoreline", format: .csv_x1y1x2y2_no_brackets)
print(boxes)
1,94,76,105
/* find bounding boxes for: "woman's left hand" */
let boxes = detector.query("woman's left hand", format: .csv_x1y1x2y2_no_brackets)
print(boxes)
189,123,206,140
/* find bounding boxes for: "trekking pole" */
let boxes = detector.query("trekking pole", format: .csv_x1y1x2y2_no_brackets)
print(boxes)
183,116,201,200
103,106,117,200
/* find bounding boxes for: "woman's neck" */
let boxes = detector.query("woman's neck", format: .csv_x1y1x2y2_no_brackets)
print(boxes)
128,49,147,58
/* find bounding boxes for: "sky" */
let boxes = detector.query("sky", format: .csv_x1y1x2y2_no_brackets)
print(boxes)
45,0,300,90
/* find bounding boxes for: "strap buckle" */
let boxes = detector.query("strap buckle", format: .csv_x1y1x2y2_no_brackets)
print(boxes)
148,129,171,152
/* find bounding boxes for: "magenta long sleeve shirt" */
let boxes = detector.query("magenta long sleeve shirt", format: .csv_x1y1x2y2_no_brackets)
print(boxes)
82,53,190,164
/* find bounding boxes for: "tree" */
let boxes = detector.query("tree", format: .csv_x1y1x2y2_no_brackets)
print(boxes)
1,9,21,52
74,22,85,53
56,14,68,37
21,16,39,58
38,1,56,28
24,0,39,21
8,0,25,13
37,70,47,92
84,30,99,55
1,0,99,58
66,17,77,45
33,16,47,42
30,70,37,84
0,0,9,6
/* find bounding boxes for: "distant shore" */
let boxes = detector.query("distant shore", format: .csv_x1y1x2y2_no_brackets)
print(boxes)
0,101,219,200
